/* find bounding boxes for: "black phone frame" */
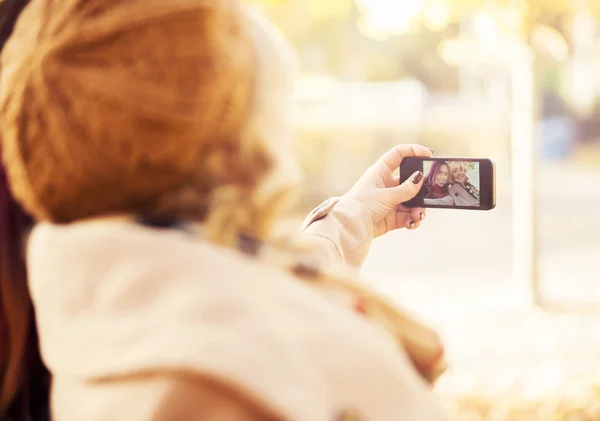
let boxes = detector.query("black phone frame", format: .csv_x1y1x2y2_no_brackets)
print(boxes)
399,156,496,211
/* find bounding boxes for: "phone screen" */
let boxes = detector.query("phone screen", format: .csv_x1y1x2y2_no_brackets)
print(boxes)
400,157,495,210
419,159,480,207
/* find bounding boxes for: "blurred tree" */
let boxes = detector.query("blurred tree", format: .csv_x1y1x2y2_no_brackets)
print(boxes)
244,0,597,100
245,0,594,42
245,0,460,89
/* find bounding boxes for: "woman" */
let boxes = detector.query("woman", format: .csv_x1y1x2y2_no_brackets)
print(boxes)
0,1,50,420
1,1,448,420
421,160,450,205
448,161,480,206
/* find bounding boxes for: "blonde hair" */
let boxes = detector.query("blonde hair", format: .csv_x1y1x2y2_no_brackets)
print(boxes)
449,161,467,172
203,5,301,245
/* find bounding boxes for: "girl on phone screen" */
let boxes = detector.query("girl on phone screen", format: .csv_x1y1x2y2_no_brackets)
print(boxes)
421,160,450,201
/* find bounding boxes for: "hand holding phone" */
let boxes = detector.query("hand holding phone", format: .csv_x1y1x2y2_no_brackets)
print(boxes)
399,157,496,210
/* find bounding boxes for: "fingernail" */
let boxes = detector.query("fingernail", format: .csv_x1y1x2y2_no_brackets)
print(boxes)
427,147,434,153
420,212,424,221
411,171,423,184
409,221,415,229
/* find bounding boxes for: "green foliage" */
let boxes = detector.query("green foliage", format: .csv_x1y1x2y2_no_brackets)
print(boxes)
463,162,477,171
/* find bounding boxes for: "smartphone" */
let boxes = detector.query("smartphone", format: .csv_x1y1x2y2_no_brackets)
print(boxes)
399,157,496,210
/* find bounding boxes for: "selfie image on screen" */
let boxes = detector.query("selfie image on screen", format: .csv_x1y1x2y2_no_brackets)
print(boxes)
418,160,480,207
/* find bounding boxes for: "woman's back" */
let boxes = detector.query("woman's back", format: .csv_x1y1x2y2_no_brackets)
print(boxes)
27,217,445,421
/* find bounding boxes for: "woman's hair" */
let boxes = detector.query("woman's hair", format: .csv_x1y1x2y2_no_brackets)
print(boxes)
423,160,449,188
0,0,43,418
203,6,302,244
0,159,34,416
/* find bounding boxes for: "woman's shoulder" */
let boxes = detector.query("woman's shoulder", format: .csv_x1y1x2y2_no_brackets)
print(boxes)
26,218,361,373
27,218,310,309
27,218,428,420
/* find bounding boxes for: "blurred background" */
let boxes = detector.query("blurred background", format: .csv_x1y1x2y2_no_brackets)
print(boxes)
249,0,600,419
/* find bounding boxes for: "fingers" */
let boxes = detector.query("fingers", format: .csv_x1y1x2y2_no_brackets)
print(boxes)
387,170,424,206
398,212,419,230
372,144,433,175
404,216,420,230
412,207,426,223
398,207,426,230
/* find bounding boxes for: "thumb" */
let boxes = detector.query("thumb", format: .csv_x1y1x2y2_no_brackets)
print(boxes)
387,171,424,205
